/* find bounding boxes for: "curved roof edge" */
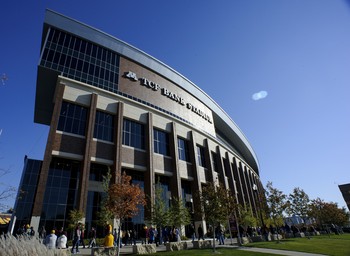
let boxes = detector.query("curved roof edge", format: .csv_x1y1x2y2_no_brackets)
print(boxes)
43,9,260,172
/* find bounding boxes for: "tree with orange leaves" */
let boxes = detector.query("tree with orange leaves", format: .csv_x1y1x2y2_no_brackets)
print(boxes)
105,171,146,256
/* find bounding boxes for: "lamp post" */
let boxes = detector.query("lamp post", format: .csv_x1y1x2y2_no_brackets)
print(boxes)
253,184,265,233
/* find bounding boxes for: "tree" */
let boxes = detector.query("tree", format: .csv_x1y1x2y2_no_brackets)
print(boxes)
147,181,170,244
168,196,191,229
287,187,310,224
197,182,237,252
265,182,288,242
237,204,258,230
105,171,146,256
0,168,17,211
97,169,114,231
308,198,350,228
68,209,85,234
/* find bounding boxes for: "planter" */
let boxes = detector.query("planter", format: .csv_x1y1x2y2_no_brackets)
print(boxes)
165,241,188,251
132,244,157,255
250,235,263,242
192,240,212,249
91,247,118,256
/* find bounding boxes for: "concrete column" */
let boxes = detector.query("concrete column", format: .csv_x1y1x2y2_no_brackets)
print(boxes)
203,139,214,183
215,146,226,185
225,152,236,193
233,158,245,206
169,122,181,199
188,131,204,222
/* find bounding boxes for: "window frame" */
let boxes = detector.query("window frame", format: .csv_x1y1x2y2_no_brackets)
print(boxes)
153,128,170,156
122,119,145,150
178,137,190,162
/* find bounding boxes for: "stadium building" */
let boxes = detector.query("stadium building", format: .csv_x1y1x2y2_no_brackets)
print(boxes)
13,9,263,237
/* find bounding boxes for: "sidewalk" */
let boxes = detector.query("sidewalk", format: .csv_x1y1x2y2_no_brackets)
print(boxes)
74,240,328,256
238,247,328,256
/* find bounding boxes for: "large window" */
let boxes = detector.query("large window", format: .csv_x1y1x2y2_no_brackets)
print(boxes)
122,119,145,149
40,158,80,231
196,145,206,167
211,151,219,172
14,159,42,227
94,111,114,142
57,101,87,136
40,28,119,93
89,163,109,182
178,138,190,162
153,128,170,156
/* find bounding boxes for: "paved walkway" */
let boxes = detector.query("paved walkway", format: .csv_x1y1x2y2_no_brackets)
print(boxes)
73,240,328,256
238,247,328,256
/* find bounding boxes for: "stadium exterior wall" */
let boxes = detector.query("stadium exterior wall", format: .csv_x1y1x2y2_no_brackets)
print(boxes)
13,9,264,238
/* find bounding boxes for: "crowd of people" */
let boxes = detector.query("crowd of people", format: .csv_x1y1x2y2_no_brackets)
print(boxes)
16,224,69,249
15,223,96,253
14,222,234,252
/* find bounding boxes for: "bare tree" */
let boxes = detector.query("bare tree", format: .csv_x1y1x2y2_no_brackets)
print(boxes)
0,168,17,211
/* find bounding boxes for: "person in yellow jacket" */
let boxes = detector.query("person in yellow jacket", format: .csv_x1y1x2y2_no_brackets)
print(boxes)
104,232,114,247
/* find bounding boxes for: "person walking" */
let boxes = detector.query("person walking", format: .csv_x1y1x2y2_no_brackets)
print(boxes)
71,224,81,254
198,224,204,240
88,227,96,248
189,224,196,242
130,229,137,245
80,225,86,248
218,225,225,245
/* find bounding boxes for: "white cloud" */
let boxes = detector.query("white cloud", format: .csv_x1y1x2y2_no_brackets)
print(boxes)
252,90,268,101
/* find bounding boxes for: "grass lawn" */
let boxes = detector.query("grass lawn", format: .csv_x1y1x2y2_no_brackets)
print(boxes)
153,248,282,256
244,233,350,256
147,234,350,256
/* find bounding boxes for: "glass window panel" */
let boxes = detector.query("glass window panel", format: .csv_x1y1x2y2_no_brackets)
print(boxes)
74,38,81,51
69,37,75,49
80,40,86,53
122,119,145,149
63,34,71,47
154,129,169,156
58,32,65,45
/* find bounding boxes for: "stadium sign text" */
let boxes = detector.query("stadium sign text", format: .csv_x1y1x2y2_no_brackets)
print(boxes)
125,71,212,123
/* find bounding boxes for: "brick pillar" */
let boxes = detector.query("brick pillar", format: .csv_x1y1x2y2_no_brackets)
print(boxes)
77,93,98,214
31,82,65,232
112,102,124,183
144,112,154,219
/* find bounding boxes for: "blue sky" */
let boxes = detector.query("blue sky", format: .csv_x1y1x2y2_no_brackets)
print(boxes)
1,0,350,211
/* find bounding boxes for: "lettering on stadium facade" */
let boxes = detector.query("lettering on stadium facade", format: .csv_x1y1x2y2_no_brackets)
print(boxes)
125,71,212,123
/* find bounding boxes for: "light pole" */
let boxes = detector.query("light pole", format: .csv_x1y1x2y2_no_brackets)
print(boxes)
253,184,265,233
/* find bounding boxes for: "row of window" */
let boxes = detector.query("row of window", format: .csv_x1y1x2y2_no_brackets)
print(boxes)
57,101,206,166
41,28,120,93
41,27,220,158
